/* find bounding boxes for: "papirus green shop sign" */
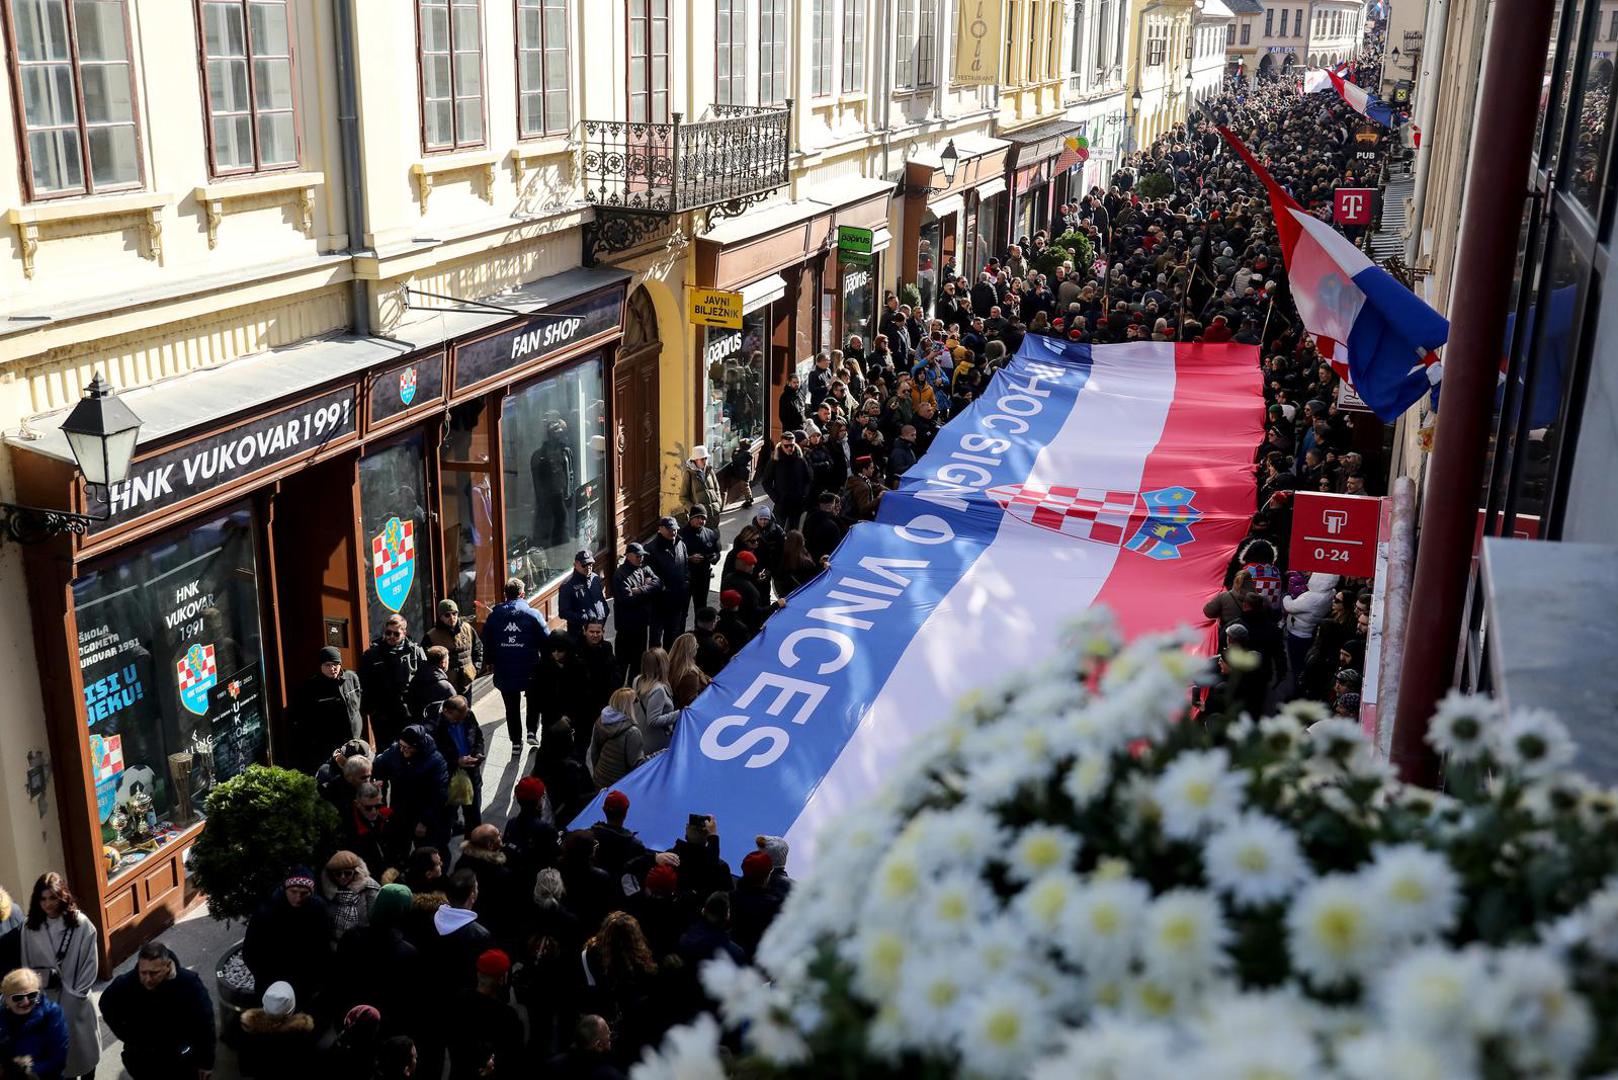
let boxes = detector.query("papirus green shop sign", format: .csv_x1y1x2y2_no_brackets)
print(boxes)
838,225,873,266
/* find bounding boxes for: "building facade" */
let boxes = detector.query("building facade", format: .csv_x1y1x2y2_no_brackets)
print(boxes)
0,0,1123,969
1306,0,1367,68
1125,0,1230,147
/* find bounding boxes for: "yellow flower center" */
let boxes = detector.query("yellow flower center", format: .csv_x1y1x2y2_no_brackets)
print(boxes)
1159,914,1198,950
1023,834,1064,871
1390,877,1428,904
869,934,905,981
1137,981,1176,1016
1236,845,1271,872
1184,779,1214,808
1030,881,1067,923
1091,904,1122,935
984,1009,1021,1047
1316,906,1362,954
926,980,959,1008
881,860,919,899
936,892,968,922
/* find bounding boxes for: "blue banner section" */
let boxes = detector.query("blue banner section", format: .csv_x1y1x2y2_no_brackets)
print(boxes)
578,345,1096,866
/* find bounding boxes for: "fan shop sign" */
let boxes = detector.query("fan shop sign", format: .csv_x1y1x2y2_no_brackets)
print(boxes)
85,386,358,535
453,287,623,393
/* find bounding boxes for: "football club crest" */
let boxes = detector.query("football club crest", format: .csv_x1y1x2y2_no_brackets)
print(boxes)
399,365,418,406
176,643,218,716
988,482,1203,560
372,516,417,613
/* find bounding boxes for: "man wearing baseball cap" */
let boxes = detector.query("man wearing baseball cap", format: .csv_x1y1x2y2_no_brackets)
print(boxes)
423,598,482,697
557,549,607,641
679,505,722,621
610,542,662,683
647,516,691,648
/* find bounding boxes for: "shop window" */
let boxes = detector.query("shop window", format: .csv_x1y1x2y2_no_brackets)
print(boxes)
74,508,266,881
6,0,142,199
198,0,299,175
516,0,568,138
418,0,484,151
918,216,941,317
500,359,609,597
703,316,768,473
360,436,434,641
841,259,876,346
441,398,499,622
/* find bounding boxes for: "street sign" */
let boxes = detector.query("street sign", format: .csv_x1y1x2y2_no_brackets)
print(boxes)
687,287,743,330
1474,510,1541,554
1289,491,1381,578
1334,188,1375,226
1335,377,1372,413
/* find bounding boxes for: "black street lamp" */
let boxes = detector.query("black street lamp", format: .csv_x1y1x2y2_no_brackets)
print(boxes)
941,139,960,185
3,373,142,543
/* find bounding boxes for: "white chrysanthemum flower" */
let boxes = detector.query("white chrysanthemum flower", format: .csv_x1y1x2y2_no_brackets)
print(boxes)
1007,824,1082,882
1053,705,1133,756
967,915,1038,980
1364,845,1460,939
1120,975,1186,1020
1141,888,1231,983
1426,690,1496,763
1005,679,1082,724
957,978,1054,1079
1028,1018,1177,1080
871,846,926,906
1479,946,1594,1075
1376,946,1488,1043
862,1003,909,1062
1060,876,1150,976
844,925,909,1001
745,1012,810,1065
629,1014,725,1080
1280,698,1330,725
893,952,968,1049
1154,748,1245,839
1189,1029,1321,1080
1063,749,1114,808
1016,870,1084,935
1258,713,1307,756
1203,812,1310,909
917,871,997,938
1491,707,1576,780
1337,1032,1474,1080
1520,772,1594,825
908,804,1008,873
963,750,1047,809
1566,882,1618,961
1287,874,1387,986
698,954,769,1027
1306,716,1370,760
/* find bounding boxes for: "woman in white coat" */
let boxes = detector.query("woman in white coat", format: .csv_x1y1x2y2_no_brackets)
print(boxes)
19,872,101,1078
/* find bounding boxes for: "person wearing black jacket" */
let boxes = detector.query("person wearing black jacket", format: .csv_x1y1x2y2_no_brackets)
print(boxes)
98,941,216,1080
776,373,805,433
530,631,585,733
289,647,363,773
644,518,690,649
803,492,848,563
243,874,330,1007
572,621,619,745
761,433,814,531
359,615,425,750
374,724,451,860
678,506,721,621
502,777,559,882
557,552,609,640
328,884,420,1035
408,646,457,728
609,545,662,684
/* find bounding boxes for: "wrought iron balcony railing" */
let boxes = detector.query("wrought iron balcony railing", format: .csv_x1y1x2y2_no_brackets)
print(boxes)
581,104,792,218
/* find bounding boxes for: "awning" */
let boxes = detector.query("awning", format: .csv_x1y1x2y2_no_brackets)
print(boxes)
740,274,786,313
977,177,1008,199
1004,119,1087,170
10,265,632,464
870,226,894,254
928,194,965,219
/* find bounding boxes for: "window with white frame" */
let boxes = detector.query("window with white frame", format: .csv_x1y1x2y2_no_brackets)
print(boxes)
917,0,937,86
812,0,834,96
716,0,745,105
517,0,567,137
418,0,483,150
842,0,864,90
6,0,142,198
895,0,915,87
759,0,787,105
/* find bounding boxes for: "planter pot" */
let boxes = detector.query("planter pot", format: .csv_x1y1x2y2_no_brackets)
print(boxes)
215,938,255,1047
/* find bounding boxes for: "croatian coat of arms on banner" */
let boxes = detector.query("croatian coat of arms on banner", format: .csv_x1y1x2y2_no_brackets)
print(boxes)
372,516,417,612
176,643,218,716
399,365,418,406
988,483,1203,559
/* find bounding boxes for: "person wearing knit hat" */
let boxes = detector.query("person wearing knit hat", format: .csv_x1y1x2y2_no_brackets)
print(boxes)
244,866,330,1008
643,863,679,896
321,1004,382,1078
444,949,522,1080
740,850,773,884
732,851,784,959
327,883,416,1035
238,980,317,1077
288,643,362,773
756,834,794,900
503,777,557,882
720,588,743,609
717,587,755,653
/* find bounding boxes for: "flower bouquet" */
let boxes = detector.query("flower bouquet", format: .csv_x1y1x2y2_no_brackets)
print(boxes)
634,610,1618,1080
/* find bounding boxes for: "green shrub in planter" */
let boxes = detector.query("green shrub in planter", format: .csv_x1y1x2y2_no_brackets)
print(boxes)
899,282,923,312
1054,229,1095,270
1136,171,1175,199
188,765,339,923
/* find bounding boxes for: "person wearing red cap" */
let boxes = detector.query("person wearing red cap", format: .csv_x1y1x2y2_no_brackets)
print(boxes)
624,862,687,960
732,850,783,960
502,776,558,883
719,549,771,633
446,948,522,1080
715,589,754,654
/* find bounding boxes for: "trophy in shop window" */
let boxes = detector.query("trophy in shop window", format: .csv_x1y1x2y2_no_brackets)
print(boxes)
168,752,195,826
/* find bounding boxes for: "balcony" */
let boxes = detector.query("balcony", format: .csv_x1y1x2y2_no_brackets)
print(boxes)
580,104,792,262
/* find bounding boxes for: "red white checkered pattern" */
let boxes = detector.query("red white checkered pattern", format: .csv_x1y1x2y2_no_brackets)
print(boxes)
177,645,216,691
989,483,1139,546
373,521,416,574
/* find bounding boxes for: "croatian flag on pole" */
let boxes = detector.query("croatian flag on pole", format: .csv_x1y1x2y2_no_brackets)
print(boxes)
1303,67,1404,129
579,338,1263,873
1219,126,1449,420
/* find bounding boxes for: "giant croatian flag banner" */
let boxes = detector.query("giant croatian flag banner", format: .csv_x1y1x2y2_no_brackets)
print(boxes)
583,338,1265,872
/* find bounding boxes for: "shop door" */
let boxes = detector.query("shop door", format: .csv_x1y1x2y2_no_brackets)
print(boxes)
613,287,663,542
269,453,362,701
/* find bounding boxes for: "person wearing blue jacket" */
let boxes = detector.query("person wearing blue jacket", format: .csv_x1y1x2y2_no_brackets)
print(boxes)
0,967,68,1080
557,551,609,640
481,577,547,748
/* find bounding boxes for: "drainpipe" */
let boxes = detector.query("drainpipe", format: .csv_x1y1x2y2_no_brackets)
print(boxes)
1402,0,1448,265
1389,0,1556,786
333,0,371,336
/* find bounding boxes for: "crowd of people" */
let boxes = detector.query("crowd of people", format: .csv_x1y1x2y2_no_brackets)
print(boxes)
0,54,1391,1080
